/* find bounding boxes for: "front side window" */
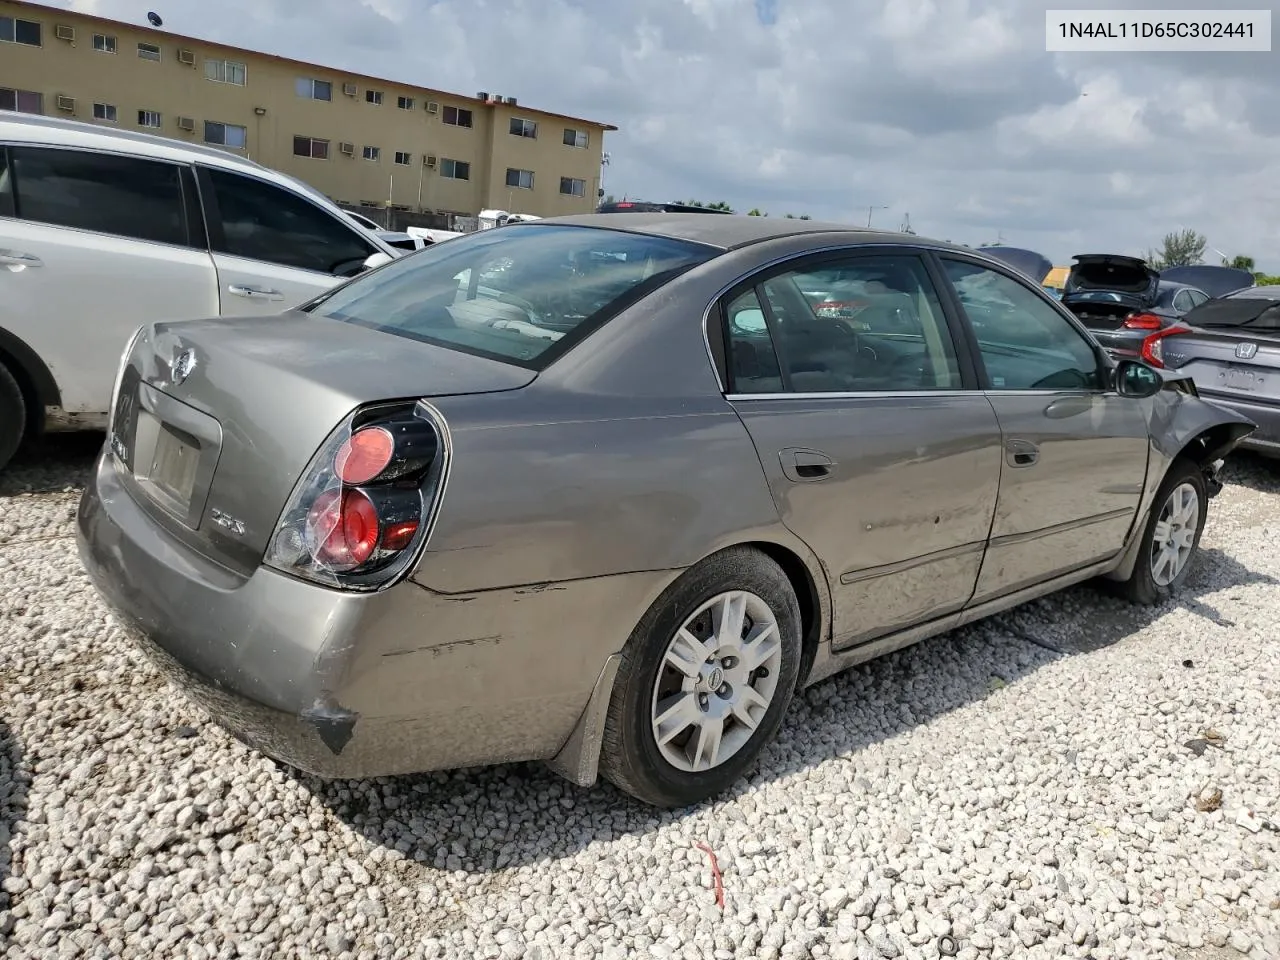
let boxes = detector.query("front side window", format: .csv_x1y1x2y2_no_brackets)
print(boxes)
9,146,186,246
306,224,715,368
942,258,1101,391
442,106,473,128
1,87,43,114
0,149,15,218
724,254,962,394
559,177,586,197
506,168,534,189
296,77,331,101
0,16,42,46
509,117,538,139
204,168,376,276
205,121,247,149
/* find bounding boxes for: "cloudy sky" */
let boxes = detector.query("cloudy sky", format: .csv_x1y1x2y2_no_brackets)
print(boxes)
62,0,1275,268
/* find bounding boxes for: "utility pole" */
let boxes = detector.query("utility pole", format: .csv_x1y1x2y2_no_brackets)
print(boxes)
865,204,889,227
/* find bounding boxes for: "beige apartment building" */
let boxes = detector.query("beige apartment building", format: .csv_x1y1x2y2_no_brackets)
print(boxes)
0,0,615,219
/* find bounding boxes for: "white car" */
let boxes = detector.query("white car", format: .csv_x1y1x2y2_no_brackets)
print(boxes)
0,112,398,470
342,209,427,252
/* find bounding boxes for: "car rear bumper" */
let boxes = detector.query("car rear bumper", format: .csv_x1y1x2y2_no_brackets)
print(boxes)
1195,391,1280,457
76,449,649,779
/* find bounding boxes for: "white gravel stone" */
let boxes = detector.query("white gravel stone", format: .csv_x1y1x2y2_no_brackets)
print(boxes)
2,445,1279,960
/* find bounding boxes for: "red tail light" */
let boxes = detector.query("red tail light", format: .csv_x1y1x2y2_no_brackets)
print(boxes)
1123,313,1164,330
265,402,447,590
1140,325,1191,368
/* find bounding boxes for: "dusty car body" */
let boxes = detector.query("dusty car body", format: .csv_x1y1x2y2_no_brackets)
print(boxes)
77,215,1255,808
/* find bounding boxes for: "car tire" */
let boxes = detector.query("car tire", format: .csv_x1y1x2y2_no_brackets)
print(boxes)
599,546,802,808
1117,457,1207,606
0,361,26,472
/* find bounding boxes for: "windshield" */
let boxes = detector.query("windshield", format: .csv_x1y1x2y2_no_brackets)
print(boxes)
305,223,716,368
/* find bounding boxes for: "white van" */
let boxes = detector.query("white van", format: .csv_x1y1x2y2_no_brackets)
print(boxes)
0,112,398,470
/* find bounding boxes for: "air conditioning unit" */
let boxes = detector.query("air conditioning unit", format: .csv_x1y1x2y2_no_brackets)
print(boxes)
55,95,76,112
342,82,358,97
424,155,437,169
504,96,517,105
55,24,75,41
176,116,195,132
339,141,355,156
476,91,489,101
177,48,195,65
426,101,439,114
490,94,503,103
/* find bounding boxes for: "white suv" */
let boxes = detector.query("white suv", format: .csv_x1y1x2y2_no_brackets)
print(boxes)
0,112,398,470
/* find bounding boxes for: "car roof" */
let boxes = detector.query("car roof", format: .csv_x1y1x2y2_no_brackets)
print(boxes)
539,211,966,253
1,111,277,180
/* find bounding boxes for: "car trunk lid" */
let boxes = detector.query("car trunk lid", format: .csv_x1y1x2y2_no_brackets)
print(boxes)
1060,254,1161,331
109,312,535,575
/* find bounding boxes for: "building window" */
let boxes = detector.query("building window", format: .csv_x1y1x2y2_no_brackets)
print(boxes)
0,88,43,115
295,77,332,101
362,145,380,161
506,168,535,189
442,106,472,128
365,90,383,105
509,118,538,139
563,128,588,148
137,42,161,62
93,103,118,123
559,177,586,197
394,151,411,166
205,59,247,85
293,135,329,159
397,96,414,110
205,121,247,149
440,159,470,181
138,110,162,128
0,16,42,46
92,33,117,53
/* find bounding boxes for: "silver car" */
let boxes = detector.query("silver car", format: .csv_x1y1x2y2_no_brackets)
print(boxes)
76,215,1255,808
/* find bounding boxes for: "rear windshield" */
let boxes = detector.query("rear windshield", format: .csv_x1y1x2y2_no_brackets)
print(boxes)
305,223,716,368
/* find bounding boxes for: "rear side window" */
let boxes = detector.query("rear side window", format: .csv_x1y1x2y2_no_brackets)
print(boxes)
0,150,14,218
8,146,186,246
202,168,376,276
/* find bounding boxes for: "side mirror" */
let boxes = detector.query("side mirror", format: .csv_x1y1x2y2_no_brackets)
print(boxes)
1114,359,1163,398
363,252,394,271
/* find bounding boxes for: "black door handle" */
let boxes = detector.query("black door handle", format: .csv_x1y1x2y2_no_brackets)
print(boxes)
1005,439,1039,468
780,447,834,482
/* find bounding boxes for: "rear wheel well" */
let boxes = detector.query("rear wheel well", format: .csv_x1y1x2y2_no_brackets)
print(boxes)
744,541,823,686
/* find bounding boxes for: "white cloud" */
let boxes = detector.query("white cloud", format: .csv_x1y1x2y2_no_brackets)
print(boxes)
57,0,1280,269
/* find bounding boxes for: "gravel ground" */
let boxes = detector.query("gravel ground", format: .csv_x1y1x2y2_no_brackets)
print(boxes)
1,435,1278,960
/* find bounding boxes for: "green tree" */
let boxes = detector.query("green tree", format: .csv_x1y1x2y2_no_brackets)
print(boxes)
682,199,735,213
1224,254,1255,271
1147,229,1207,269
747,208,767,217
782,213,812,219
